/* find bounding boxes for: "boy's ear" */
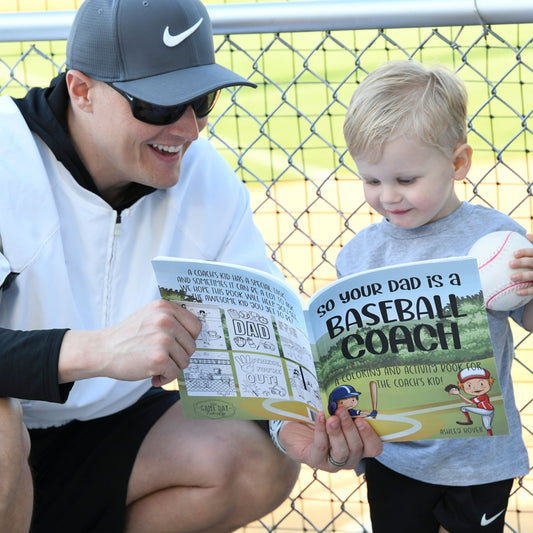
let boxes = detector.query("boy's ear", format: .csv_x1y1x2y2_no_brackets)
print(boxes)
452,143,473,182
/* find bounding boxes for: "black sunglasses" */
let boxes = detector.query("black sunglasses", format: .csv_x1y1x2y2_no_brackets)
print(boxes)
107,83,220,126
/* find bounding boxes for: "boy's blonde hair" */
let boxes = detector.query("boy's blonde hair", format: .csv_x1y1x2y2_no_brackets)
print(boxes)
343,60,468,162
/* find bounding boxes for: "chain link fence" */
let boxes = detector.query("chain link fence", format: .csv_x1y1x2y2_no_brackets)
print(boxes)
1,1,533,531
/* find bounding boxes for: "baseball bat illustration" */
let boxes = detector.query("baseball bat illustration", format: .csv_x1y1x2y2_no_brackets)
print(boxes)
369,381,378,418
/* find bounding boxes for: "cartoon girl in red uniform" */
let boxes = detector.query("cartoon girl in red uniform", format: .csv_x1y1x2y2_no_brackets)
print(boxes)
447,367,495,436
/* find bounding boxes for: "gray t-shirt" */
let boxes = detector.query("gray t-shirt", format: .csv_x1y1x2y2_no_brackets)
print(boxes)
336,201,529,485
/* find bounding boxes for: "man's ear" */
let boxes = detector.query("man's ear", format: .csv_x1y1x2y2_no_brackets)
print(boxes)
452,143,473,182
65,70,94,113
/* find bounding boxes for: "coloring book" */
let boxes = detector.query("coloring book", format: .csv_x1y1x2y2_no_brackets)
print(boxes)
152,256,508,441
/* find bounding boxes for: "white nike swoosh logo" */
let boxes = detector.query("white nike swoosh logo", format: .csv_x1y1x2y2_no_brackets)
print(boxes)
480,509,505,526
163,18,203,48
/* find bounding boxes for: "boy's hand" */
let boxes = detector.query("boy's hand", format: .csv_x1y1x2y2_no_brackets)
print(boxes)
511,234,533,332
510,233,533,296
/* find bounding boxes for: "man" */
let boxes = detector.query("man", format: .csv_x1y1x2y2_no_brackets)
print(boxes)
0,0,382,531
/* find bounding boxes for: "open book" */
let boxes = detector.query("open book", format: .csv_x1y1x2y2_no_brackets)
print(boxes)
152,256,508,442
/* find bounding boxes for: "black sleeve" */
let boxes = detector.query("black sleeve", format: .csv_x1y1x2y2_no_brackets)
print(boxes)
254,420,269,433
0,328,74,402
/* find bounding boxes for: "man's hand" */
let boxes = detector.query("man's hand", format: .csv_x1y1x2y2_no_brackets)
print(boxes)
58,299,201,386
278,407,382,472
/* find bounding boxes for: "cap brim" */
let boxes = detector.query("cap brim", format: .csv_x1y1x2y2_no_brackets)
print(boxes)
112,63,257,106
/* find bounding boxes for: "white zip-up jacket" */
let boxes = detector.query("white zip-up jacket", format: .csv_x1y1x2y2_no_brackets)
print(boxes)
0,94,277,428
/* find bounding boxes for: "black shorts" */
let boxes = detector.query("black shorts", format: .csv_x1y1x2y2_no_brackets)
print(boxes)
28,387,180,533
365,458,514,533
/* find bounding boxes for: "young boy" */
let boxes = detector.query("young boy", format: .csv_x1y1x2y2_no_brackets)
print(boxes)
338,60,533,533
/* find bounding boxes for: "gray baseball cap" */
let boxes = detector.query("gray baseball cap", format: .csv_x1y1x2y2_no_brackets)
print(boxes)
66,0,256,106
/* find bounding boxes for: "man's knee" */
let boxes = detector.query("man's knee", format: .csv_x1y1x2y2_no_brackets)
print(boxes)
0,398,31,495
0,397,30,462
257,447,300,508
250,429,299,498
0,398,32,533
217,422,300,521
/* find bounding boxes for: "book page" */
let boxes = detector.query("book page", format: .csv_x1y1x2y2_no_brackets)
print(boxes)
152,257,321,422
306,256,508,441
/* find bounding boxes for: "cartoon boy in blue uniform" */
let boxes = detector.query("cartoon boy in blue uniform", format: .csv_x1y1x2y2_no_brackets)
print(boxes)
328,384,376,418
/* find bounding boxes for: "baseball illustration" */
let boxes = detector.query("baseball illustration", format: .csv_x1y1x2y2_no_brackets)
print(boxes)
368,380,378,418
468,231,533,311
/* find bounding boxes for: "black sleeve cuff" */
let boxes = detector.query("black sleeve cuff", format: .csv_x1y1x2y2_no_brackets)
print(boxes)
0,328,73,402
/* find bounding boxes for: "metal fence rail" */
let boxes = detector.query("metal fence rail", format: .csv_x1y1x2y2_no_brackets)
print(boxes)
1,2,533,531
2,1,533,39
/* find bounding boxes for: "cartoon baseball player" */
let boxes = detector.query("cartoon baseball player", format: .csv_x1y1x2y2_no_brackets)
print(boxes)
446,367,495,436
197,309,210,345
328,383,378,418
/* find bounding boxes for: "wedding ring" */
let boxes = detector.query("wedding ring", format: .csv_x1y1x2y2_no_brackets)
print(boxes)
328,455,348,468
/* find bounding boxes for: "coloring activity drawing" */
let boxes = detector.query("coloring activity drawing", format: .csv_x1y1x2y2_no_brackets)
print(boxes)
176,298,321,419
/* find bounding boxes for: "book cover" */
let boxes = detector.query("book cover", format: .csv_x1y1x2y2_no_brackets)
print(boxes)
306,257,507,441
